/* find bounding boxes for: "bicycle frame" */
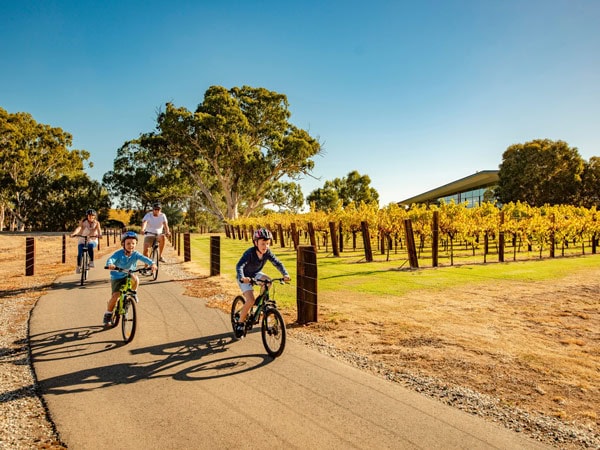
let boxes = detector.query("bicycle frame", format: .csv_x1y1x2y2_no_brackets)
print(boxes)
73,234,96,286
105,266,142,343
142,232,161,281
246,278,281,327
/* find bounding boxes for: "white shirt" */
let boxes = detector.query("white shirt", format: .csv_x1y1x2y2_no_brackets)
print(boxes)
142,212,168,234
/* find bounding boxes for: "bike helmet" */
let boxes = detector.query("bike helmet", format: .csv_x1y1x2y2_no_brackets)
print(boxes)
152,202,161,209
121,231,138,243
86,209,96,216
253,227,273,241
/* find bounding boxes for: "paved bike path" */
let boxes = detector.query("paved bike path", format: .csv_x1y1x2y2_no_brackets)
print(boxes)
30,254,549,449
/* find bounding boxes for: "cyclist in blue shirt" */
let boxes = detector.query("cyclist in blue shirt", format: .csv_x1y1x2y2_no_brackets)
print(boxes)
234,228,290,337
103,231,156,326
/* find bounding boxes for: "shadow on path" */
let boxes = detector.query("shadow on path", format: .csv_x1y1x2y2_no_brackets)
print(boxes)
33,331,271,396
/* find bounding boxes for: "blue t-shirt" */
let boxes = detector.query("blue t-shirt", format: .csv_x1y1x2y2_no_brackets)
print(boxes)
106,249,154,280
236,247,288,281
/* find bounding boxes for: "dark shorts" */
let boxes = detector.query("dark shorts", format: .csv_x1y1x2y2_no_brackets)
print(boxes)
111,277,127,294
144,235,160,246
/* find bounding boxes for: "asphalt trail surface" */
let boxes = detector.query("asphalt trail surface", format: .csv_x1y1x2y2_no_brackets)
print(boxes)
30,255,549,449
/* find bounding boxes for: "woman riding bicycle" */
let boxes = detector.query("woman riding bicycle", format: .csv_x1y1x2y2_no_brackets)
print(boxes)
234,228,290,338
103,231,156,326
70,208,102,273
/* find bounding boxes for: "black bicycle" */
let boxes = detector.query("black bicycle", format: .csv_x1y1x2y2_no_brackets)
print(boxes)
104,266,143,343
142,231,161,281
230,277,288,358
73,234,97,286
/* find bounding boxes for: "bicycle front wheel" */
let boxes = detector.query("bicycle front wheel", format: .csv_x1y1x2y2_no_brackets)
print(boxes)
121,296,137,343
80,250,88,286
261,308,286,357
230,295,245,334
150,247,159,281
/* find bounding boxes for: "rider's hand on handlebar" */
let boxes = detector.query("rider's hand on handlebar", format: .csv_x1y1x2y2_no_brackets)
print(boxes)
283,275,291,282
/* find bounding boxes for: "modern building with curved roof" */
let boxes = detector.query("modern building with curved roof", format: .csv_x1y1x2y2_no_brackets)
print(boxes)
398,170,499,208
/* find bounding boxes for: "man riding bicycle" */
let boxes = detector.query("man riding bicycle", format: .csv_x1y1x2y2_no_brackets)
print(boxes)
141,201,170,263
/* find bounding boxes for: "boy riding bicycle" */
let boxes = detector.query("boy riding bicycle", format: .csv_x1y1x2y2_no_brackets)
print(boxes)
104,231,156,326
234,228,290,338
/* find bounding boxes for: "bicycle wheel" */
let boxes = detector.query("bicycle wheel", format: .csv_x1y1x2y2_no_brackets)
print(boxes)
121,296,137,343
230,295,245,334
261,308,286,357
80,250,88,286
150,246,159,281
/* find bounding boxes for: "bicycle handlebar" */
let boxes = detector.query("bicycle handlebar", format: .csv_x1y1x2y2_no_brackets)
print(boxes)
104,266,147,274
250,277,289,286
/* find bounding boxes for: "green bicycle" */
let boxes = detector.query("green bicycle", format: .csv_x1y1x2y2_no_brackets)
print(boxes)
104,266,142,343
230,276,288,358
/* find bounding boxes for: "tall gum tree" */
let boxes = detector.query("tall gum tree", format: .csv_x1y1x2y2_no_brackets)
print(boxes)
0,107,94,230
134,85,322,220
496,139,585,207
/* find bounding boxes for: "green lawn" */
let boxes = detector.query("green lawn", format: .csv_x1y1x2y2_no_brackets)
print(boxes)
188,233,600,309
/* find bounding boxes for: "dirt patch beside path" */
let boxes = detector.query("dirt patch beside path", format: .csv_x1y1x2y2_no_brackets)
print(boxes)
184,263,599,449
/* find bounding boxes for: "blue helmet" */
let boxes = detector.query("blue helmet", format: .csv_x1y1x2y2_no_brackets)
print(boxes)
121,231,138,243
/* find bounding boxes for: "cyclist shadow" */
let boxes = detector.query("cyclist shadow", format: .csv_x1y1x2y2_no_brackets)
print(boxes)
37,332,273,396
55,278,109,291
29,326,122,361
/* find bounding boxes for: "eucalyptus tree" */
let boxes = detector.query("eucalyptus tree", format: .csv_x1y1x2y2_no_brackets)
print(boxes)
108,85,321,221
495,139,585,207
307,170,379,211
0,107,97,230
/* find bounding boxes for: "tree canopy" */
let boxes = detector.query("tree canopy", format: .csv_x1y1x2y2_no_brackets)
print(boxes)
103,85,322,221
0,107,109,231
307,170,380,211
495,139,585,207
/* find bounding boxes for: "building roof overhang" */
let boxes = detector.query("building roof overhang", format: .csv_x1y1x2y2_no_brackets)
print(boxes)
398,170,499,206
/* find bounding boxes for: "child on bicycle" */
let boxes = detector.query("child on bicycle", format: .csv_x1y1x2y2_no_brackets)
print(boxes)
234,228,291,338
70,208,102,273
103,231,156,326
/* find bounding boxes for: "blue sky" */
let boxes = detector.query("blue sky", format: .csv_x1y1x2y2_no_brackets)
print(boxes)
2,0,599,206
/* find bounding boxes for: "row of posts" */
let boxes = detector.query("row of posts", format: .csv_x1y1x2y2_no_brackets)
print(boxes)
23,230,319,324
24,229,194,277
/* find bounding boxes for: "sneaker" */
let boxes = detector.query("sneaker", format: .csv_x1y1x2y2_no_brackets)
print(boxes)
159,256,166,263
89,261,95,268
234,322,245,338
75,266,81,274
103,312,113,326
